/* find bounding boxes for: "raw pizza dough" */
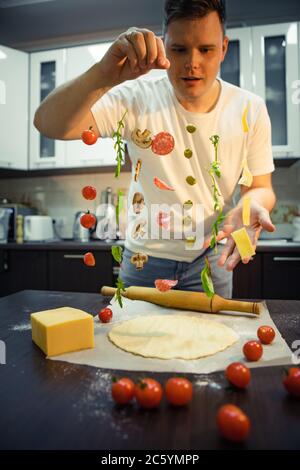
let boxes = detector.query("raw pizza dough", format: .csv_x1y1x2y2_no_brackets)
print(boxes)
108,315,238,360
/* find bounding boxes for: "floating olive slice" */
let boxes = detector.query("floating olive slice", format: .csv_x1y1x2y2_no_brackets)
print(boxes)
186,176,196,186
183,200,194,209
186,125,197,134
184,148,193,159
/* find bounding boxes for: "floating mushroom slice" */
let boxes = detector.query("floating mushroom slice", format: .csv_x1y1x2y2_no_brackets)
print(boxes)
184,148,193,159
131,129,152,148
134,159,142,182
130,253,149,270
242,196,251,226
132,220,147,240
186,125,197,134
186,176,197,186
238,159,253,187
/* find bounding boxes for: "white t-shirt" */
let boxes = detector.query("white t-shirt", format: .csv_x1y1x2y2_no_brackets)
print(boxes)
91,75,274,262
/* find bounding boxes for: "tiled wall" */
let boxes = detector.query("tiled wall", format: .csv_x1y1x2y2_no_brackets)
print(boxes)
0,163,299,239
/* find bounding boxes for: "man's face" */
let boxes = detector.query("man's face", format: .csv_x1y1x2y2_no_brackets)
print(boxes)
164,12,228,107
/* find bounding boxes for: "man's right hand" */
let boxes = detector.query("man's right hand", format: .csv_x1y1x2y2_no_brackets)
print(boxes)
99,28,170,87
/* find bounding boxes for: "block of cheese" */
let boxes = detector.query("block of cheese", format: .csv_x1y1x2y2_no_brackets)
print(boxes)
231,227,256,260
31,307,94,357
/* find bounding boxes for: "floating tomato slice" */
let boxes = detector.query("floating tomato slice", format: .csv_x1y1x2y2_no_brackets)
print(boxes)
81,126,98,145
84,252,95,266
151,132,175,155
80,211,96,229
155,279,178,292
82,185,97,200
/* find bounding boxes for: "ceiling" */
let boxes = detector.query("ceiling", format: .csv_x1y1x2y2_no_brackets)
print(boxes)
0,0,300,51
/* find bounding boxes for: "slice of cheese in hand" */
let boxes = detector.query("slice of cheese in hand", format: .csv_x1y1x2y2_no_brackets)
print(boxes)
242,196,251,226
231,227,256,260
31,307,94,357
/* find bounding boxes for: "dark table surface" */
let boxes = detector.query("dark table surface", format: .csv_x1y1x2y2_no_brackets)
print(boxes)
0,290,300,451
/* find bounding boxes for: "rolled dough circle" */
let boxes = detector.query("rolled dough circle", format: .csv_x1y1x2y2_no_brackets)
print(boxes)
108,315,238,360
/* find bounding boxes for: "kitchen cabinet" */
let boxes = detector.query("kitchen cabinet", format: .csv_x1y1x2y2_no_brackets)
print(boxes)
0,250,47,297
220,27,253,92
48,249,113,293
0,44,28,170
232,253,262,299
263,253,300,300
252,22,299,158
65,43,119,169
29,49,67,169
222,23,300,159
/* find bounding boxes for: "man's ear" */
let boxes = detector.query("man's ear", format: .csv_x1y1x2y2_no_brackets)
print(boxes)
221,36,229,61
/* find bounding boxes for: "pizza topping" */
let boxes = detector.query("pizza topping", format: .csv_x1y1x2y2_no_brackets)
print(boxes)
186,176,197,186
153,176,175,191
186,125,197,134
151,132,175,155
130,253,148,270
131,129,152,148
184,148,193,159
155,279,178,292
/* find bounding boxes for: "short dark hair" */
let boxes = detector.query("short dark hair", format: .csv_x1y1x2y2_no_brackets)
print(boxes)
163,0,226,35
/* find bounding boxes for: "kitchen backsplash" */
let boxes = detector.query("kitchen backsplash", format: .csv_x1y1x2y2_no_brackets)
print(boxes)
0,164,299,239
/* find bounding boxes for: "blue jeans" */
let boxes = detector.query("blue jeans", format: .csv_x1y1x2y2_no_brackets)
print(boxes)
120,247,233,299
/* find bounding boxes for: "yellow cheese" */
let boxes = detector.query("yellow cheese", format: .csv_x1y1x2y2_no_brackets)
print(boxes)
31,307,94,357
238,159,253,187
242,196,251,226
231,227,256,260
242,103,250,133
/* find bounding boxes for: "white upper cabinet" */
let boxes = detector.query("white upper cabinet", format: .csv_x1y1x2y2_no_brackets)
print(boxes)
221,27,253,92
65,43,119,168
29,49,66,169
0,44,28,170
252,23,299,157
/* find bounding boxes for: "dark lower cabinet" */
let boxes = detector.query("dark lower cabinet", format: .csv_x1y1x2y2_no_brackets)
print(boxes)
0,250,47,297
263,253,300,300
48,251,113,293
232,254,262,299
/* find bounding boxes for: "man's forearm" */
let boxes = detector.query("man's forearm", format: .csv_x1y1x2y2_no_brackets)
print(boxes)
237,187,276,213
34,61,111,139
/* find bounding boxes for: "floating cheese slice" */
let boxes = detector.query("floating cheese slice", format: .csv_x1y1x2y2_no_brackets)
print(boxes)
231,227,256,260
242,196,251,226
31,307,94,357
238,159,253,187
242,103,250,133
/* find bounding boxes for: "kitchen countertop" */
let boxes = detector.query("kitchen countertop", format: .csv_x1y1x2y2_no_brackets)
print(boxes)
1,239,300,252
0,289,300,450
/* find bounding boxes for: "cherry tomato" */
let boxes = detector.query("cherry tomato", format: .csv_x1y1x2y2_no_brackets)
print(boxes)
82,185,97,200
225,362,251,389
165,377,193,406
217,404,250,442
83,252,95,267
80,211,96,229
81,126,98,145
98,307,113,323
257,325,275,345
135,378,163,409
283,368,300,398
111,377,135,405
243,340,263,362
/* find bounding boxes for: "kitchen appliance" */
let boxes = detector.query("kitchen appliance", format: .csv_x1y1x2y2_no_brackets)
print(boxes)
0,208,13,243
0,203,37,242
73,211,90,242
24,215,54,242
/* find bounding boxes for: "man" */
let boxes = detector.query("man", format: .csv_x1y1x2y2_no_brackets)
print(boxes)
34,0,276,298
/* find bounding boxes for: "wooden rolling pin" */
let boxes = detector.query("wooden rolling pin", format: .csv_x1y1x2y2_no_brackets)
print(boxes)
101,286,263,315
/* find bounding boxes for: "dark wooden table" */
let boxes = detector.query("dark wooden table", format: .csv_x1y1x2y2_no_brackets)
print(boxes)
0,290,300,450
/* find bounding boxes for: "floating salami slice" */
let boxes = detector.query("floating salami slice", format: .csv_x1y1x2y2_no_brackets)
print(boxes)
151,132,175,155
153,177,174,191
155,279,178,292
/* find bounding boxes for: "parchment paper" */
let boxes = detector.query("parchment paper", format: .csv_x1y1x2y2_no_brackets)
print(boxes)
49,298,292,374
